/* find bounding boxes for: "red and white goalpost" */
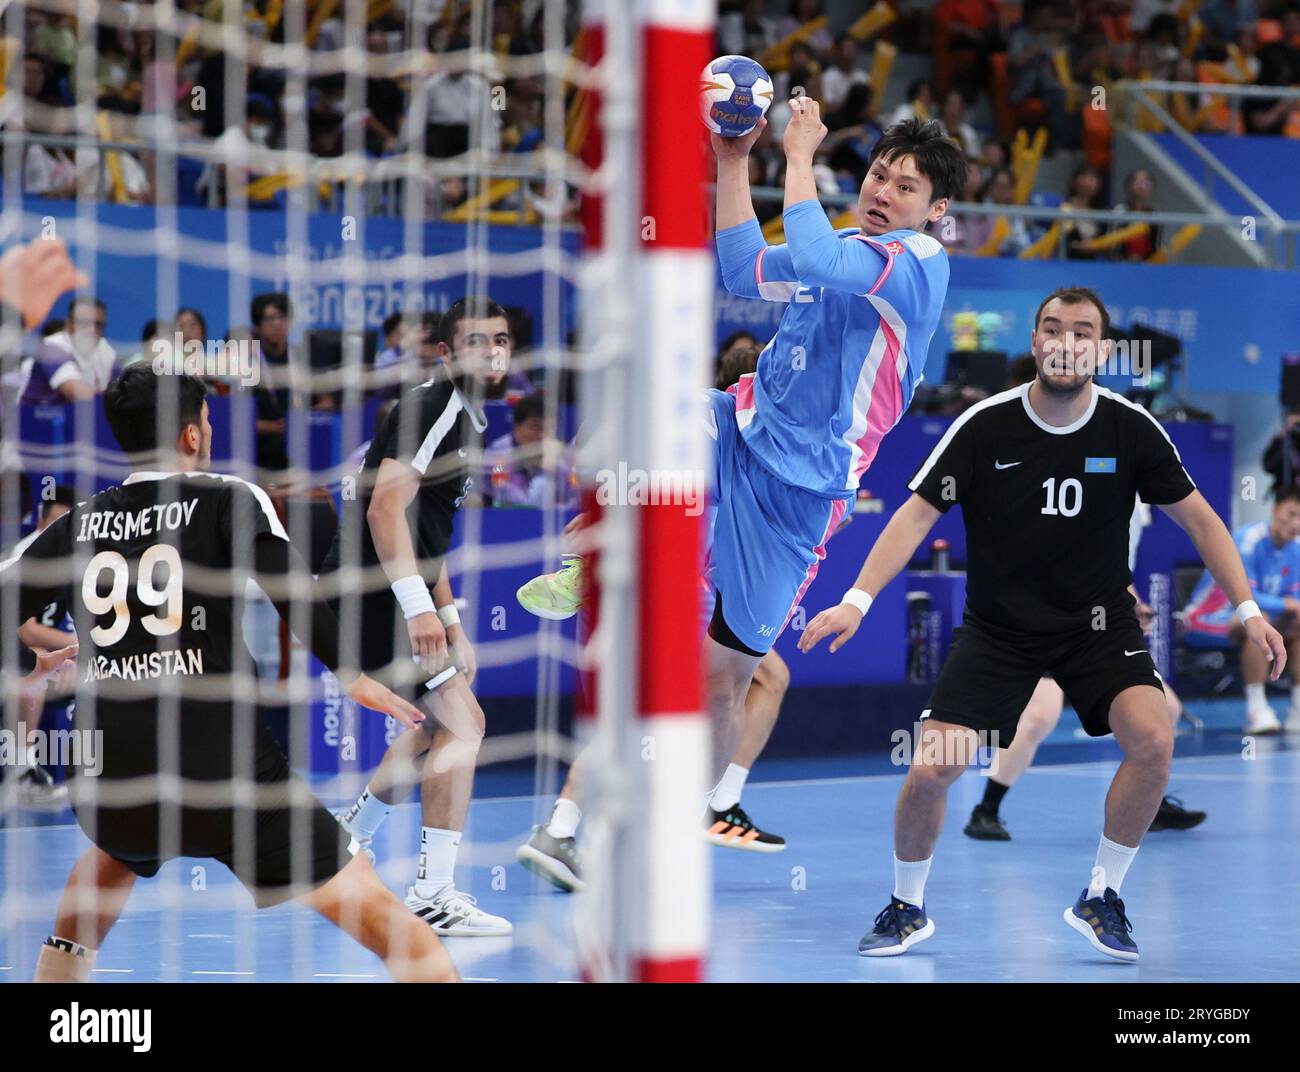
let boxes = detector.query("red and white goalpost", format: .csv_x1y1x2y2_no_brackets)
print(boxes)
576,0,714,983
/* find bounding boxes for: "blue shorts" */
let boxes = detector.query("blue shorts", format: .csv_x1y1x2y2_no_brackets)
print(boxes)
703,389,851,655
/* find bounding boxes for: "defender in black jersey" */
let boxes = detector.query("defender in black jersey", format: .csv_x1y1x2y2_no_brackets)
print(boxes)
801,287,1285,963
324,297,512,936
4,366,457,982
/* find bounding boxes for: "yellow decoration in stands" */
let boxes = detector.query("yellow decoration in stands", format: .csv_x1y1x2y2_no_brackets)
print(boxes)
1012,127,1047,205
1183,18,1204,60
442,179,522,222
1077,221,1149,253
1018,222,1062,259
1176,0,1204,23
1052,49,1077,113
757,17,831,73
307,0,342,48
848,3,898,42
96,112,129,204
870,40,898,105
1147,223,1201,263
975,216,1011,257
761,216,786,243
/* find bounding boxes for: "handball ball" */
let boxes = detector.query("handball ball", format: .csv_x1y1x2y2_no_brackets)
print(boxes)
700,55,774,138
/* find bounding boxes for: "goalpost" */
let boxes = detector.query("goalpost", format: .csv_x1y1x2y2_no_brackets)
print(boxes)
0,0,713,983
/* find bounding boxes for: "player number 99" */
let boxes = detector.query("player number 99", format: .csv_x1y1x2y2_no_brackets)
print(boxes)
82,545,184,645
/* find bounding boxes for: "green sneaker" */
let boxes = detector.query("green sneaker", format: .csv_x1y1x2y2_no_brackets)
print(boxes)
517,554,584,620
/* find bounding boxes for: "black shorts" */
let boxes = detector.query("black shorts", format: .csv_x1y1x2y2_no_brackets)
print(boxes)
328,586,454,704
70,703,350,908
923,609,1164,746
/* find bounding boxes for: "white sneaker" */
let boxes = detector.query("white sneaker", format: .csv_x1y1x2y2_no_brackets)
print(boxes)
404,885,513,936
334,811,375,864
1245,706,1282,736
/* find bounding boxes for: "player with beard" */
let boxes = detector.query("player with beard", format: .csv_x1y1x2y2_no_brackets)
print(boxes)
800,287,1285,962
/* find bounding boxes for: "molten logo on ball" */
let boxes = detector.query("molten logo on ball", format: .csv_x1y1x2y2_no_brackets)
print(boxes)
700,55,773,138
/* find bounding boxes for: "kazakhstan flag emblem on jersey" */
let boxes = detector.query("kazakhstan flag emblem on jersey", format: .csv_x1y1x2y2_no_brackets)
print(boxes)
1084,457,1117,473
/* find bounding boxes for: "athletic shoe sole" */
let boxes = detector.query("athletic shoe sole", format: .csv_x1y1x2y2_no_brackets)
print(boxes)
704,828,787,853
859,918,935,957
1063,907,1139,962
515,586,577,620
516,843,585,893
1148,813,1206,832
962,822,1011,841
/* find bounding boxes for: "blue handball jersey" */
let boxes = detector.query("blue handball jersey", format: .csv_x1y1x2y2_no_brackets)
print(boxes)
715,199,950,498
1185,521,1300,626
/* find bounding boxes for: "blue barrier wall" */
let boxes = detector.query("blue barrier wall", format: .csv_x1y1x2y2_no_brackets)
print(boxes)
1152,133,1300,222
21,199,580,348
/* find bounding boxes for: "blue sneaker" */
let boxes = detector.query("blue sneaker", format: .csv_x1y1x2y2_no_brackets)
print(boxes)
858,898,935,957
1064,887,1139,962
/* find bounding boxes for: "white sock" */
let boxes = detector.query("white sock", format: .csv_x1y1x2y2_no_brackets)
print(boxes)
893,855,932,907
344,784,391,841
709,763,750,811
545,798,581,840
1245,683,1268,711
1091,834,1139,896
414,826,461,898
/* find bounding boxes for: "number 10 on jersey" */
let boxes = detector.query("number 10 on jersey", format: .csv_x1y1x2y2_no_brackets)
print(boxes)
1041,477,1083,517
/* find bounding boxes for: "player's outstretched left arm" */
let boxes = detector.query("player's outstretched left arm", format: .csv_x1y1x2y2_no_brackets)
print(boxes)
1161,491,1287,679
800,493,942,654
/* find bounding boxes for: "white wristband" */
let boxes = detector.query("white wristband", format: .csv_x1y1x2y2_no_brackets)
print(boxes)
1236,600,1262,624
841,588,873,615
436,603,461,628
391,575,436,620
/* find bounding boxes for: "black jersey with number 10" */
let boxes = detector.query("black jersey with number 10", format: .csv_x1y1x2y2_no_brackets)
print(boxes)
908,383,1197,634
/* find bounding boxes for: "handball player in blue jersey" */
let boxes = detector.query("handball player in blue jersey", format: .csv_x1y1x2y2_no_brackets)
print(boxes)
697,102,965,844
512,104,966,875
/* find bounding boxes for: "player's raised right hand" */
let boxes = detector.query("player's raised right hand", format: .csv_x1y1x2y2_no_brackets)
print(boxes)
343,673,426,730
710,116,766,161
407,611,449,676
798,603,863,654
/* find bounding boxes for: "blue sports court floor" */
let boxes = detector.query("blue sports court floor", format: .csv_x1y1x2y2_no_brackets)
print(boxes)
2,697,1297,983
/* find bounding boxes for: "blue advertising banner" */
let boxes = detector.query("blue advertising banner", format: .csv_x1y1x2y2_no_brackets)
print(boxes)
20,199,579,348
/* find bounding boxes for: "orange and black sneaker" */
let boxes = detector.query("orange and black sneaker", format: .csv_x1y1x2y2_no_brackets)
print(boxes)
703,803,786,853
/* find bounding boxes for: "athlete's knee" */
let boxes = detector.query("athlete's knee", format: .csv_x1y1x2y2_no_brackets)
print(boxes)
753,651,790,697
1122,715,1174,770
905,755,966,791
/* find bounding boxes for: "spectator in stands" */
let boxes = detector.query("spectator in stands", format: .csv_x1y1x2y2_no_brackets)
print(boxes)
1182,487,1300,736
940,156,990,254
18,296,117,403
176,307,207,350
122,318,173,367
773,0,833,56
1061,161,1107,259
1129,0,1182,35
717,0,781,58
1113,168,1161,261
939,89,982,157
1199,0,1260,62
1007,1,1078,149
933,0,1006,102
821,34,869,113
821,84,884,188
715,343,762,391
370,310,428,396
717,330,761,371
885,80,936,128
980,165,1034,255
248,292,297,472
482,393,578,509
1242,42,1298,135
407,24,501,158
364,26,405,156
1262,407,1300,499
